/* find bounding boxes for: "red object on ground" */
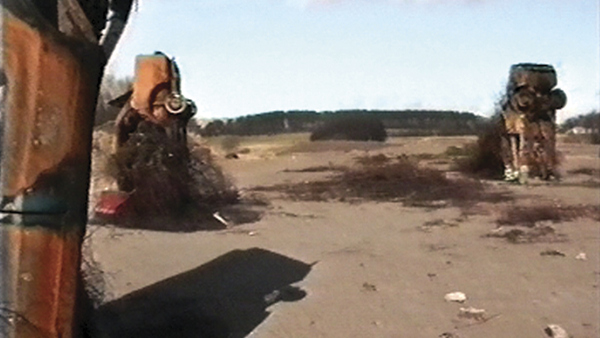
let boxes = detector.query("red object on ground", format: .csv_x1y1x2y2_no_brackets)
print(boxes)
94,191,131,217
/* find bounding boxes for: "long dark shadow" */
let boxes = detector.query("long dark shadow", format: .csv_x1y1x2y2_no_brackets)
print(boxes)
88,248,313,338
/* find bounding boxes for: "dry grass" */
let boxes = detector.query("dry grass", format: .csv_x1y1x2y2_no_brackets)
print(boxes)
444,145,470,157
254,155,510,209
354,153,392,166
282,165,348,173
485,203,600,243
278,140,388,155
496,204,600,227
562,133,600,145
559,180,600,189
485,225,566,244
567,167,600,178
203,133,308,155
410,153,439,160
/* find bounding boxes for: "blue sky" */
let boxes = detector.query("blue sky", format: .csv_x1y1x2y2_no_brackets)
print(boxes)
107,0,599,122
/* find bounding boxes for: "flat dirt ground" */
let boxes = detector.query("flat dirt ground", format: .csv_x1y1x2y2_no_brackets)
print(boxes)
87,134,600,338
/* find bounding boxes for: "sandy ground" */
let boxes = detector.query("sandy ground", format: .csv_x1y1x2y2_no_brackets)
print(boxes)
87,135,600,338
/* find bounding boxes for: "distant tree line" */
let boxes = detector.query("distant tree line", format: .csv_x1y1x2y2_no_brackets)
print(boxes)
196,109,486,137
559,111,599,133
310,114,387,142
92,76,484,137
559,110,600,144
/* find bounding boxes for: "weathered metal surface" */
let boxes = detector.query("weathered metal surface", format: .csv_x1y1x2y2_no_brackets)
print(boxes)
114,53,196,149
1,6,103,337
95,52,196,217
1,227,82,337
1,10,102,222
131,55,172,111
509,63,557,93
500,63,567,181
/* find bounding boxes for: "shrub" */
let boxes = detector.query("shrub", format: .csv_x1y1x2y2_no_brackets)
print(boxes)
496,204,600,227
310,115,387,142
454,117,505,179
255,156,509,209
112,122,238,218
354,153,391,166
200,120,226,137
444,145,469,157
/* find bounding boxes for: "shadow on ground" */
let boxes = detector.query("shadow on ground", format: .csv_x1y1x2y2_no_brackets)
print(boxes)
87,248,313,338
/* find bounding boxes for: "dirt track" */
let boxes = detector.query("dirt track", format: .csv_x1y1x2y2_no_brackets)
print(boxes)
87,135,600,337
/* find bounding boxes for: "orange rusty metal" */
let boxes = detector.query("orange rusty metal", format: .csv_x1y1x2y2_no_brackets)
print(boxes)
1,7,104,338
131,54,172,111
114,52,196,149
2,228,82,337
2,10,100,200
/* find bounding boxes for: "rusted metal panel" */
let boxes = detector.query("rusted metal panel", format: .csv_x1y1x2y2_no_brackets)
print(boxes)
2,11,100,204
1,6,103,337
131,55,172,111
1,228,82,337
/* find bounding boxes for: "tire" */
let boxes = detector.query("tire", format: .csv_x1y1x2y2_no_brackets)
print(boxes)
509,63,557,93
548,88,567,110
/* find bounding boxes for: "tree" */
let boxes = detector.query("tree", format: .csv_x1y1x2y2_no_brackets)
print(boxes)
310,115,387,142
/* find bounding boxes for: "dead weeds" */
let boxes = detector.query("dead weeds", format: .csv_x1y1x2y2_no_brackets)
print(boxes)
539,249,566,257
486,203,599,243
419,218,461,232
91,125,264,231
354,153,392,166
496,204,600,227
485,225,566,244
282,165,347,173
277,139,388,155
567,167,600,178
254,155,510,209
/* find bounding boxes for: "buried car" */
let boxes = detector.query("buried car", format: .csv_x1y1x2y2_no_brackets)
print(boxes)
95,52,197,218
499,63,567,182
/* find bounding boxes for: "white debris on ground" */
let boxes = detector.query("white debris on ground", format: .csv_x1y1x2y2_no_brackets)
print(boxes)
544,324,569,338
458,306,486,321
212,212,230,227
444,292,467,303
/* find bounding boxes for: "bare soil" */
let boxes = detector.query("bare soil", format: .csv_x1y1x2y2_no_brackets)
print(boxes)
86,134,600,338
